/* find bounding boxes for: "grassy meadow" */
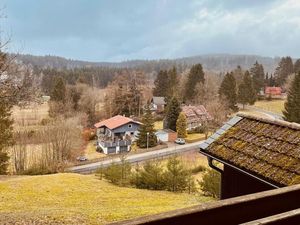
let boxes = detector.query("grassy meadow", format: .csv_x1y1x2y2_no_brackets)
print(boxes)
0,173,212,224
254,99,285,115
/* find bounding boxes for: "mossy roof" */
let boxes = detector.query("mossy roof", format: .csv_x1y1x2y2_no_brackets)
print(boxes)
200,113,300,186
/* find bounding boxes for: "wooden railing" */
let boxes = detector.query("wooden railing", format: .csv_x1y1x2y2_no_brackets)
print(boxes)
111,184,300,225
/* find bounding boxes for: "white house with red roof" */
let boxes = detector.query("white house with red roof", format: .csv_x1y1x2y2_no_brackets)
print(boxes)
94,115,141,154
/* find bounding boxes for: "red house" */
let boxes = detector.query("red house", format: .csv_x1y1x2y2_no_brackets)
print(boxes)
265,86,282,96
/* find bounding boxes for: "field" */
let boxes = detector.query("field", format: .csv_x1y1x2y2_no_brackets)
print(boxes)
254,99,285,115
186,133,211,143
12,103,49,129
0,173,212,225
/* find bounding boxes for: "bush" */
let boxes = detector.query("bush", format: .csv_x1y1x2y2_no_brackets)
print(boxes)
187,126,205,134
133,160,165,190
98,156,132,186
199,169,221,198
82,128,96,141
190,165,207,174
21,166,56,175
40,118,51,126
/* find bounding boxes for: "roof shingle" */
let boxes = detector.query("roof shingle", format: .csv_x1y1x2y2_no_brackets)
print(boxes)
200,113,300,186
94,115,140,130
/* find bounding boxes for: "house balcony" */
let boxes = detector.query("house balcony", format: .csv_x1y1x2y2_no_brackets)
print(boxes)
97,140,132,154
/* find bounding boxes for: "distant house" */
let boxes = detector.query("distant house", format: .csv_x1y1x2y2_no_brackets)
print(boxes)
94,115,141,154
265,86,282,98
155,129,177,143
149,97,166,112
200,113,300,199
182,105,212,130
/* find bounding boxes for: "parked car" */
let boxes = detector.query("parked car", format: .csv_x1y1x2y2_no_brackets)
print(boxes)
175,138,186,145
76,156,88,161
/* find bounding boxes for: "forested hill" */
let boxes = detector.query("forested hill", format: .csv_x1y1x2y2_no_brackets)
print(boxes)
13,53,283,73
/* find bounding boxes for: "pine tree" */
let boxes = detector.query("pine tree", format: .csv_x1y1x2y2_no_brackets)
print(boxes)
0,51,13,174
135,160,165,190
0,100,12,174
250,61,265,94
165,97,181,131
294,59,300,74
232,65,244,86
163,156,191,192
167,66,178,98
237,71,256,108
50,76,66,102
274,56,294,86
218,72,238,111
176,112,187,138
136,106,157,148
283,72,300,123
153,70,169,97
184,64,205,102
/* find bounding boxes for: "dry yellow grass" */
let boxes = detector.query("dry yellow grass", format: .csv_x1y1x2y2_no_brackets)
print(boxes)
154,120,163,130
254,100,285,115
84,141,106,160
0,173,212,224
185,133,211,143
12,103,49,129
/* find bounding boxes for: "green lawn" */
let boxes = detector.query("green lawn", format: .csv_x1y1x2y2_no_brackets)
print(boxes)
254,100,285,115
0,173,212,224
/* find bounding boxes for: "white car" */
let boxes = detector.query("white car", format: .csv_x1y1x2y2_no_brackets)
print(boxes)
175,138,186,145
76,156,88,161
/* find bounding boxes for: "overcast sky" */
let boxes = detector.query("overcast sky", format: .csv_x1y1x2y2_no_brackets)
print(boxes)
2,0,300,62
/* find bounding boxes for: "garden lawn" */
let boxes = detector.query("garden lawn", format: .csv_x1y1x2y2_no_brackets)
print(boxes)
154,121,163,130
0,173,212,225
254,100,285,115
186,133,210,143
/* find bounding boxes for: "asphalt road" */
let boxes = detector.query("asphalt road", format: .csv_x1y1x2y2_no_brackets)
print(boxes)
68,141,204,174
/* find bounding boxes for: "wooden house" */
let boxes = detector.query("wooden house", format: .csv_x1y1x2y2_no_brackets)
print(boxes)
200,113,300,199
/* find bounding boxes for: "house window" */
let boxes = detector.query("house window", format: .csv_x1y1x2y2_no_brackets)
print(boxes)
128,124,132,128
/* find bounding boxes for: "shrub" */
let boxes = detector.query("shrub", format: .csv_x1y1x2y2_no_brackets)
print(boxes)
82,128,96,141
21,166,56,175
163,156,195,192
99,156,132,186
190,165,207,174
199,169,221,198
133,160,165,190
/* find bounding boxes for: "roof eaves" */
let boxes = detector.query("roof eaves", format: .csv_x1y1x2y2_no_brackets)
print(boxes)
199,115,243,150
199,149,281,189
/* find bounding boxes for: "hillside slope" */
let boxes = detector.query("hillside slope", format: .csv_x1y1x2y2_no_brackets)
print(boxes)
0,173,212,225
14,53,282,73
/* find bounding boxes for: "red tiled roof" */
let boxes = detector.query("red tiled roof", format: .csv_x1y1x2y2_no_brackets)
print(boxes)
94,115,140,130
182,105,212,122
265,87,282,95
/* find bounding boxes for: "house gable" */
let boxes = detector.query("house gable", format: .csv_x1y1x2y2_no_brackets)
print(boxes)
112,122,140,133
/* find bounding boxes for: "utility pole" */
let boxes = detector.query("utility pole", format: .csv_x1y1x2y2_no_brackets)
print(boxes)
146,132,149,151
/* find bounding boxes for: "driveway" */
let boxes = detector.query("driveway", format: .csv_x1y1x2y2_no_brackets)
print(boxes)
68,141,204,174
